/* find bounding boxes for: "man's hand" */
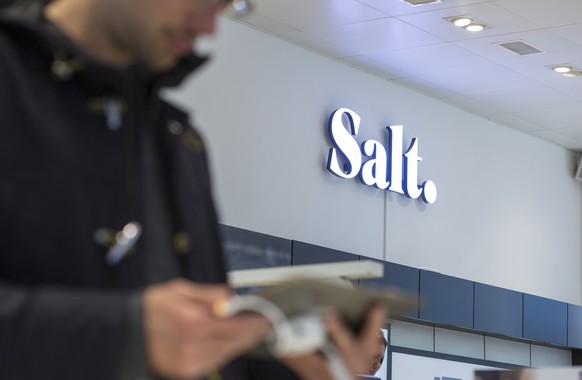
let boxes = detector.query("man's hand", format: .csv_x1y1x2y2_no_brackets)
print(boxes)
281,305,386,380
143,279,270,379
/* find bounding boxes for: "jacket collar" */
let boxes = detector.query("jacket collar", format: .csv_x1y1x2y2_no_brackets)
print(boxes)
0,0,209,92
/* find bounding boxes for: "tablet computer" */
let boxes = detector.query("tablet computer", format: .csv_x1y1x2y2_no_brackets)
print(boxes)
252,278,418,335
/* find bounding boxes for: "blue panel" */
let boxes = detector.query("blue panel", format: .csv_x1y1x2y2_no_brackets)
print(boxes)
523,294,567,346
419,270,473,329
359,259,420,319
220,224,292,271
291,240,358,265
569,304,582,348
474,283,522,337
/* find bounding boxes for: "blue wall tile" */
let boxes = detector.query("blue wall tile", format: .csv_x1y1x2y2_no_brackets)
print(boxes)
419,270,473,329
474,283,522,337
220,224,292,270
569,304,582,348
523,294,567,346
359,259,420,318
291,240,358,265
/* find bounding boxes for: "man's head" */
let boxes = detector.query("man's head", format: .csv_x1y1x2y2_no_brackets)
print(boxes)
46,0,235,71
367,330,387,375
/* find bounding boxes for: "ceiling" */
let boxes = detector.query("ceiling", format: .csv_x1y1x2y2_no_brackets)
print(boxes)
226,0,582,152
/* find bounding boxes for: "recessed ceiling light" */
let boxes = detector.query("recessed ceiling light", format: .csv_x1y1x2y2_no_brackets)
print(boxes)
444,15,490,32
232,0,251,15
465,24,485,32
401,0,442,6
553,65,573,74
452,17,472,27
546,64,582,78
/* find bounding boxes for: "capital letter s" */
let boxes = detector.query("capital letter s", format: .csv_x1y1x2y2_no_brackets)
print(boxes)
327,108,362,179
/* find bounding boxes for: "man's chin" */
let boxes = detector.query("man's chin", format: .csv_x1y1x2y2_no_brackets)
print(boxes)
146,57,180,73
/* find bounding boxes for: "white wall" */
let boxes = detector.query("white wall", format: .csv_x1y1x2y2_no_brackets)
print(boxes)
165,17,582,305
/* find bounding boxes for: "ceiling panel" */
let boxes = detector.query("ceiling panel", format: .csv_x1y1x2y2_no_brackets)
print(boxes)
356,0,496,17
433,92,506,116
409,63,538,95
548,24,582,50
501,52,582,87
556,83,582,102
236,13,360,59
254,0,387,32
340,55,412,79
227,0,582,151
511,105,582,130
390,75,466,101
463,85,577,114
312,17,444,56
485,112,547,133
361,42,494,78
396,2,538,42
497,0,582,28
453,30,582,65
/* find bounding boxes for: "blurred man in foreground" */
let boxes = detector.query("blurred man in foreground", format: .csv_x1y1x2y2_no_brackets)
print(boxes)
0,0,385,379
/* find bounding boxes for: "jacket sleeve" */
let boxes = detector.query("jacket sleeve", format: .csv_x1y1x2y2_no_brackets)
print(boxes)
244,358,301,379
0,281,131,380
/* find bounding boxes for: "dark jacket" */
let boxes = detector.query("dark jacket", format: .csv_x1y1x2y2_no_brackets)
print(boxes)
0,2,296,379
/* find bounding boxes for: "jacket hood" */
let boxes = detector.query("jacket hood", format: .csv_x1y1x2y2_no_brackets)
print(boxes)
0,0,209,92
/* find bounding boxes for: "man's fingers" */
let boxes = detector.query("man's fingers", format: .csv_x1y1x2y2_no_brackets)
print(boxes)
145,309,270,377
324,314,368,374
359,304,386,346
186,314,271,341
144,280,234,332
324,305,387,375
144,280,273,378
166,279,231,303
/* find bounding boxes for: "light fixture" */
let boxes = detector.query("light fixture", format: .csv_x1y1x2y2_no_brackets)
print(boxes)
552,65,573,73
232,0,251,15
401,0,442,6
444,15,490,32
452,17,472,27
465,24,485,32
547,64,582,78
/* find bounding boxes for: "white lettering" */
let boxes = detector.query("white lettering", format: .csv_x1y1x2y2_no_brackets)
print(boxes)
387,125,404,195
360,140,389,189
422,180,438,204
327,108,361,179
403,138,422,199
326,108,437,204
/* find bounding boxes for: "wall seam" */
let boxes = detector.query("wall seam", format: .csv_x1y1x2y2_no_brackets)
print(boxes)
383,192,387,261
